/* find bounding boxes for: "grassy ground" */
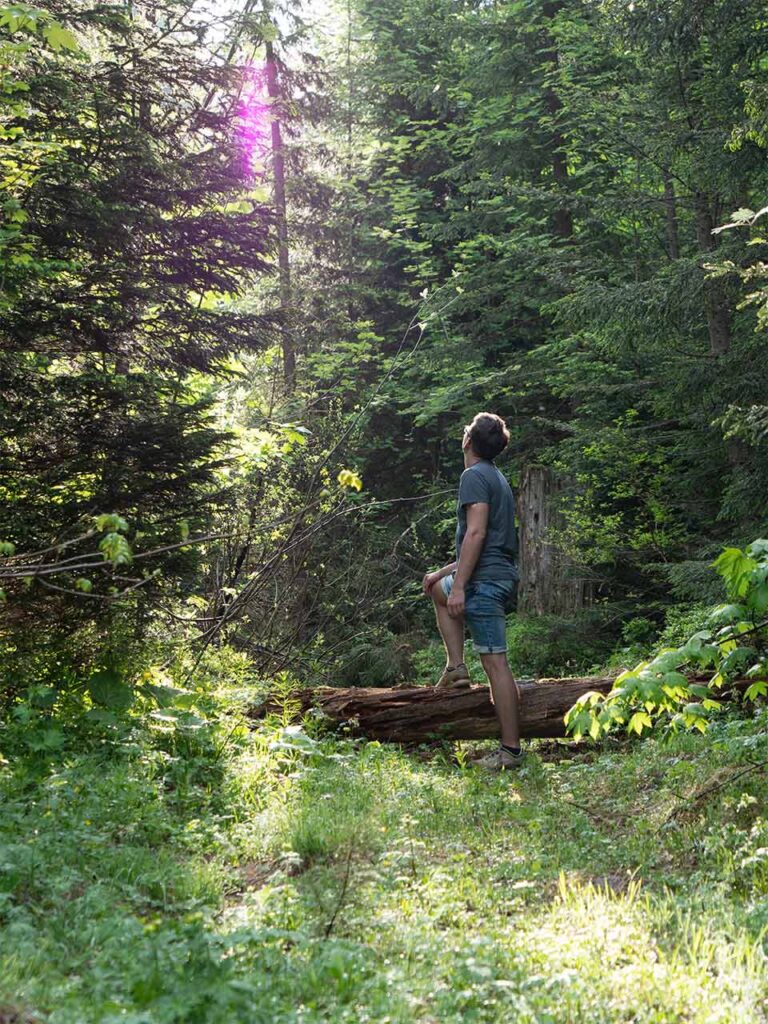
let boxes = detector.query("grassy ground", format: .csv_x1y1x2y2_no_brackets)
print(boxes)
2,690,768,1023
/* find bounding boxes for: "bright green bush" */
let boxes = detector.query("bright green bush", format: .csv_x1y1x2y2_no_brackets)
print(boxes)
566,540,768,741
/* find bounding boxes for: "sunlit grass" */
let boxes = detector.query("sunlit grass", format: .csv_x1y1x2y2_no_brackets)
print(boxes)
2,710,768,1022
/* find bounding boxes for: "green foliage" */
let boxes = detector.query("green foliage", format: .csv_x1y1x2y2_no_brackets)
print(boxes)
566,539,768,741
334,629,414,687
6,0,768,694
0,5,78,51
657,604,720,649
271,0,768,658
3,679,768,1022
0,1,279,679
600,603,715,676
98,532,133,568
621,616,656,648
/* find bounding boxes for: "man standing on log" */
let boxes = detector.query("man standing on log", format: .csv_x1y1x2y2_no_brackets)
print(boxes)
422,413,522,770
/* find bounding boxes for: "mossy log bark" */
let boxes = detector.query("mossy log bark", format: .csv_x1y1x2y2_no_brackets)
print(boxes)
254,676,752,743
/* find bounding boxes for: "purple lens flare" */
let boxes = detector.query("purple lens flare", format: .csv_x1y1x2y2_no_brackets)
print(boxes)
237,62,271,177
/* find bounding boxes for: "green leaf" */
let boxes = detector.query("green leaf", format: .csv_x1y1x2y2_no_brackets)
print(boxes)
681,703,708,718
564,708,591,740
144,683,196,709
28,727,66,752
689,684,712,698
730,207,755,223
651,649,687,672
282,428,307,448
628,711,652,736
42,22,79,52
745,680,768,701
574,689,606,707
686,630,713,646
749,583,768,615
88,670,134,710
708,603,749,624
338,468,363,491
27,685,56,709
661,670,690,688
95,513,129,533
99,532,133,566
713,548,757,599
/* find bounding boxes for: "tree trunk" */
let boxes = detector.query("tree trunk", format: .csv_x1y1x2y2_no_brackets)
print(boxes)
265,39,295,391
542,1,573,241
252,675,751,743
695,191,732,356
518,465,590,615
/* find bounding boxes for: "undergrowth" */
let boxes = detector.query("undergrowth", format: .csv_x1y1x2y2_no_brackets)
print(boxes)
2,670,768,1023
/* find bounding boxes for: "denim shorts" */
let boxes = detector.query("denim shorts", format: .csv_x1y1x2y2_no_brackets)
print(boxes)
440,573,518,654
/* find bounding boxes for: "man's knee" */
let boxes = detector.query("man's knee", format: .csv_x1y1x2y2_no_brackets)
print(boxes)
479,652,510,680
431,581,447,607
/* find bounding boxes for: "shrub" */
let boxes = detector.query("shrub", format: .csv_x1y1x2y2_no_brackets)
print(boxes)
566,539,768,741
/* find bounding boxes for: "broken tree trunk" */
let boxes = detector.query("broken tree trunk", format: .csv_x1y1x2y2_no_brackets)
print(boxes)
253,675,752,744
518,465,592,615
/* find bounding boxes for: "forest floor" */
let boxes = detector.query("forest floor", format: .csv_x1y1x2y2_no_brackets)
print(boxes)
2,684,768,1024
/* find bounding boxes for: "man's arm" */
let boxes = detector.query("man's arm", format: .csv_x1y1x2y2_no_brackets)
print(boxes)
447,502,489,618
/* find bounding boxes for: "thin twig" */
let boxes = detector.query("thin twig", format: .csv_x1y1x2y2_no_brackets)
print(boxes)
655,758,768,834
324,842,355,939
560,796,616,826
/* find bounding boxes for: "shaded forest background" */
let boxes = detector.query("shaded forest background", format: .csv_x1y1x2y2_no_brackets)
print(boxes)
2,0,768,698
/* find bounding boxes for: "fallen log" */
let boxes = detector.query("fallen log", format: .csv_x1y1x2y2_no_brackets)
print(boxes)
255,676,614,742
253,675,753,743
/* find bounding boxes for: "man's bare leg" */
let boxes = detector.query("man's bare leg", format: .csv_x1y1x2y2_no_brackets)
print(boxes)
479,653,520,748
431,582,465,670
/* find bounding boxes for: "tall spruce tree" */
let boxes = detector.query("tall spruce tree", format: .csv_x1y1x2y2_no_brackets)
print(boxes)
0,2,275,667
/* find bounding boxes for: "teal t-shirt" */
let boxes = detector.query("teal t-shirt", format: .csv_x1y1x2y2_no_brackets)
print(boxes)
455,461,519,583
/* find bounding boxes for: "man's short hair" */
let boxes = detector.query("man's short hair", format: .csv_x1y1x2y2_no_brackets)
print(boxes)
467,412,509,461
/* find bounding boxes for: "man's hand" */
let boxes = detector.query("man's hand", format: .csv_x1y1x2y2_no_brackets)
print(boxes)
422,570,442,595
447,585,465,619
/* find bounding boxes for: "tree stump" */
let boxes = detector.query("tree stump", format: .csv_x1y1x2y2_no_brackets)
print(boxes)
518,465,592,615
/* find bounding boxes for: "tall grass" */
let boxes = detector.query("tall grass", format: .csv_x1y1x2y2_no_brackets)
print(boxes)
1,698,768,1022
